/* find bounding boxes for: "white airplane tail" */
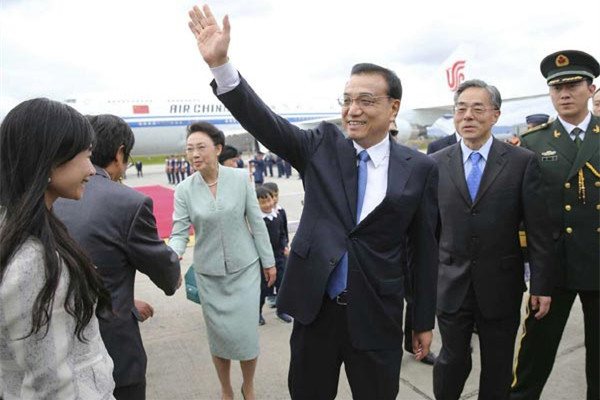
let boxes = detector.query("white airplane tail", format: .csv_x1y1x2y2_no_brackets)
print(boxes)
438,43,477,94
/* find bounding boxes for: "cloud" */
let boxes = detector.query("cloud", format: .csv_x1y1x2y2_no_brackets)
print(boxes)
1,0,597,117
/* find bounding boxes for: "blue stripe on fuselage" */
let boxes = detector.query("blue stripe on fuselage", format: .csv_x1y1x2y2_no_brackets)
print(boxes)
123,114,338,128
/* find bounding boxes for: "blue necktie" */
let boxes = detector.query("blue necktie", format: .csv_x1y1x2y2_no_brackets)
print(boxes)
466,152,482,202
327,150,370,298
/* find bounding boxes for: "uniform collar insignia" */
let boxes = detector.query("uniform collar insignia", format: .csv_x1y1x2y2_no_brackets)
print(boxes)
593,125,600,133
554,130,561,138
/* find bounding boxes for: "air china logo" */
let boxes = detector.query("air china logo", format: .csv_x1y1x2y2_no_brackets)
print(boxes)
446,60,466,92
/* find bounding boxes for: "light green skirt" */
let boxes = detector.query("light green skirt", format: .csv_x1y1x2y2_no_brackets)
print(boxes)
195,260,261,360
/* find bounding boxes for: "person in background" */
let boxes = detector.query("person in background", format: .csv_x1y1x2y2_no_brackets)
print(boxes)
510,49,599,400
255,186,282,325
275,154,284,177
525,113,550,130
0,98,115,399
592,87,600,116
265,153,275,177
54,114,182,400
218,144,241,167
135,160,143,177
427,131,460,155
261,182,292,323
248,152,266,187
170,121,276,400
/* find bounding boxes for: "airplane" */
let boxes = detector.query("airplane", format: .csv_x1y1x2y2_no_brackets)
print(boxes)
62,44,553,156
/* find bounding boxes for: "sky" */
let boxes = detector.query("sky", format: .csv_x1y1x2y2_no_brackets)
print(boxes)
1,0,598,120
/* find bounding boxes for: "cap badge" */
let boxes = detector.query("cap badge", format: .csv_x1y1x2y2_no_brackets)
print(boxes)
555,54,570,68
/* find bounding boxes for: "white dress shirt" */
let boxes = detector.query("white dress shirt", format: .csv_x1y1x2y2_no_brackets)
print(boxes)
558,112,591,142
353,136,389,223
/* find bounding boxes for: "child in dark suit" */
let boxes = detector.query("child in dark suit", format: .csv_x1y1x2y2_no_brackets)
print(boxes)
256,186,291,324
262,182,291,321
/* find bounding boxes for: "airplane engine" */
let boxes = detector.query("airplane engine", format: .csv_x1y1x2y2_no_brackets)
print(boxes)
394,119,413,142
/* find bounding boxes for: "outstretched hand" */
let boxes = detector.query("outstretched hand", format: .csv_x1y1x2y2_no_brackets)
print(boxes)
188,4,231,68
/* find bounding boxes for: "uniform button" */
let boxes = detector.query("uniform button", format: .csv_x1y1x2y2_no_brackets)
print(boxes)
471,210,479,215
471,260,477,265
596,204,600,211
564,182,571,189
597,227,600,233
565,227,573,234
329,258,336,265
595,181,600,188
565,205,572,211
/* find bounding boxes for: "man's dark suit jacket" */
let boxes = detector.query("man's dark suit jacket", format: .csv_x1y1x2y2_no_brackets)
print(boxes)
427,134,458,155
54,168,180,388
213,77,439,350
430,140,555,319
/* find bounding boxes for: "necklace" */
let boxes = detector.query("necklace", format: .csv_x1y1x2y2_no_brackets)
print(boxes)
206,180,218,187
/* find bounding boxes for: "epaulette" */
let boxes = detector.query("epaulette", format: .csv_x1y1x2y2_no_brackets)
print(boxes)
521,119,554,137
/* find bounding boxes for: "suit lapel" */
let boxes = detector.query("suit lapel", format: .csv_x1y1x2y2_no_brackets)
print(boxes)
548,120,577,165
567,119,600,179
446,144,471,205
474,139,507,205
386,140,412,200
353,139,412,229
336,136,358,222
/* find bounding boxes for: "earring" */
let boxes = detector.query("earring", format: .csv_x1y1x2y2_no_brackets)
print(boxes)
48,177,52,183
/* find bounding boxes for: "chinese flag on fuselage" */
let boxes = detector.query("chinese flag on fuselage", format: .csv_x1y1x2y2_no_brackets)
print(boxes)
133,105,149,114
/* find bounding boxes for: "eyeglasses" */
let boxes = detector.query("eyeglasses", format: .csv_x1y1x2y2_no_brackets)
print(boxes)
338,95,391,108
453,104,498,115
186,145,214,154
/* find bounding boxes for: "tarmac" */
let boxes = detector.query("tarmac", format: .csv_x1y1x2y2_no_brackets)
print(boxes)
125,163,587,400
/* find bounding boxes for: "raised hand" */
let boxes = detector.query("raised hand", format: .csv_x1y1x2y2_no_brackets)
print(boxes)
188,4,230,68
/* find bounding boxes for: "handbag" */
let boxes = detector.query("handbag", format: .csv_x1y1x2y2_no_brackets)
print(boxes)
184,265,201,305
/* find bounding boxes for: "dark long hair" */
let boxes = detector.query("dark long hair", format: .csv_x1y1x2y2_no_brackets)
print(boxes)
0,98,112,341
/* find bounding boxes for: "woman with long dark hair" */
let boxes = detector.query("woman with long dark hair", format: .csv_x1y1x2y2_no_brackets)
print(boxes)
0,98,115,399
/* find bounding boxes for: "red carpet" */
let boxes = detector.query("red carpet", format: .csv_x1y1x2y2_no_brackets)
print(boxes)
134,185,176,239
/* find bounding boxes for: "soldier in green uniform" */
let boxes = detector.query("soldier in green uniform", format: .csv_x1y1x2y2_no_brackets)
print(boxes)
510,50,599,400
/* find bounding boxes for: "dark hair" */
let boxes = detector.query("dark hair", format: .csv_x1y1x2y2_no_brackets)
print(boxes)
454,79,502,110
351,63,403,101
218,144,240,165
255,186,272,199
0,98,111,341
87,114,135,168
262,182,279,194
186,121,225,147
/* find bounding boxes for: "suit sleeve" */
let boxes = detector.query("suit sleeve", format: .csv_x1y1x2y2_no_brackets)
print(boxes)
126,196,180,295
244,175,275,269
169,184,192,258
406,160,439,332
213,76,320,175
520,152,557,295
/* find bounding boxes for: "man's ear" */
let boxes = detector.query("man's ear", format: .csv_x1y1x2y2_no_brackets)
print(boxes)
115,145,126,164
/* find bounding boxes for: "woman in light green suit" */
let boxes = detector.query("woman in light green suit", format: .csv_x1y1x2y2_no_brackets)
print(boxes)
169,122,276,400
